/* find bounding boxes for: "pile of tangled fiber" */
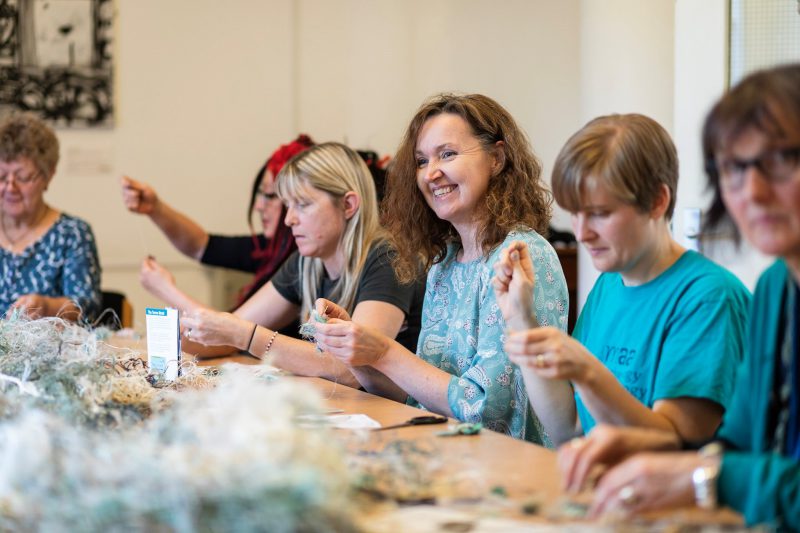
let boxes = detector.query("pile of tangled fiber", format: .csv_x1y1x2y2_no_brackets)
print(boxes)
0,317,357,532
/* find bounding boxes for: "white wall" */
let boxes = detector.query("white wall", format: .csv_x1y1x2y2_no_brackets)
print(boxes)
46,0,582,329
48,1,297,328
575,0,675,308
673,0,772,290
294,0,582,230
44,1,770,329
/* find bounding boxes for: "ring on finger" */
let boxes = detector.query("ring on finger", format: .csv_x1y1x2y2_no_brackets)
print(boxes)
618,485,639,507
535,354,546,368
185,329,192,339
569,437,585,449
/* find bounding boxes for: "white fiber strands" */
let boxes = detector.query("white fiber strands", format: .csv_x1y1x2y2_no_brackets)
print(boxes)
0,316,159,426
0,318,358,532
0,369,358,532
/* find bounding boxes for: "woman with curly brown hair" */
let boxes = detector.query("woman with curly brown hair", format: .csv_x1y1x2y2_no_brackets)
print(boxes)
314,94,568,443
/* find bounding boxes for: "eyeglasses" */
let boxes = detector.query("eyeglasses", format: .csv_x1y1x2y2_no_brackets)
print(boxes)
255,189,280,202
713,146,800,191
0,170,42,186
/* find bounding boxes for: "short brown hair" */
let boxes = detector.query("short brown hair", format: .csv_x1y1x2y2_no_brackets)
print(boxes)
552,114,678,219
702,63,800,236
0,113,59,175
384,93,552,283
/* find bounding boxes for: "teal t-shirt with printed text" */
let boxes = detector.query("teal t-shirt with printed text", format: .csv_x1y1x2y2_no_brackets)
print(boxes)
573,250,750,434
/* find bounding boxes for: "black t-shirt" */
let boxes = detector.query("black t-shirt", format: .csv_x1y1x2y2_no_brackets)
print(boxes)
271,241,424,352
201,234,265,273
200,234,300,337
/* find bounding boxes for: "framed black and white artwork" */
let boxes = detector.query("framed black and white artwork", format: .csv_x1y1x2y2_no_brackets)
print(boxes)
0,0,113,127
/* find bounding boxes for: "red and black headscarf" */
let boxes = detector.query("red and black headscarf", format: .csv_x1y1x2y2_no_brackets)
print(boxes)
237,134,314,306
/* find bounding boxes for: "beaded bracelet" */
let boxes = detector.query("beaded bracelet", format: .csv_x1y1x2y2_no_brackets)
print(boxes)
246,323,259,353
263,330,279,359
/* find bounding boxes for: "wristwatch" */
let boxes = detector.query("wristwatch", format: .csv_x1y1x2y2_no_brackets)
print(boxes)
693,442,723,510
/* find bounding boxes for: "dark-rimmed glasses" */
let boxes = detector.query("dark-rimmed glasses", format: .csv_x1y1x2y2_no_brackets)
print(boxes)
255,189,280,202
713,146,800,191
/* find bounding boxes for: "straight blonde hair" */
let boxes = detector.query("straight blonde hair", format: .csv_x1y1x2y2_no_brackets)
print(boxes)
275,142,385,319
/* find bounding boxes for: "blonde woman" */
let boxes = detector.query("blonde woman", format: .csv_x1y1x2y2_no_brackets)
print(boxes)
181,143,423,387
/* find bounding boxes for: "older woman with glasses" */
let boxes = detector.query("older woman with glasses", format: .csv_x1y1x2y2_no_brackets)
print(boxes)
0,113,101,321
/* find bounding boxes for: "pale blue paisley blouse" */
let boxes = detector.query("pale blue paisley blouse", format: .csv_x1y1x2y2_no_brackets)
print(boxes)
0,214,101,321
408,229,568,444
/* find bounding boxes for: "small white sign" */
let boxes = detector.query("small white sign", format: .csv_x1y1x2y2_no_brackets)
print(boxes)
145,307,181,381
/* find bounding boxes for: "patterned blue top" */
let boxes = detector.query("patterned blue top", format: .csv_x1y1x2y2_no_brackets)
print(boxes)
409,229,569,444
0,213,101,320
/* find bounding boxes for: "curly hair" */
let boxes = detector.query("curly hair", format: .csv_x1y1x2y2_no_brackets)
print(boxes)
702,63,800,239
384,93,552,283
0,113,59,175
552,113,678,220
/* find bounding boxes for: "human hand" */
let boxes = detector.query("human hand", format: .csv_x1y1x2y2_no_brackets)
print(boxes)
139,256,176,299
558,425,682,493
9,293,49,318
313,319,390,367
180,308,253,350
588,452,705,518
315,298,351,322
121,175,159,215
492,240,537,331
505,326,597,383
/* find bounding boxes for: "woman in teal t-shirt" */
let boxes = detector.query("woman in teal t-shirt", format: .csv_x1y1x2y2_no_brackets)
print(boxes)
494,113,750,447
550,64,800,529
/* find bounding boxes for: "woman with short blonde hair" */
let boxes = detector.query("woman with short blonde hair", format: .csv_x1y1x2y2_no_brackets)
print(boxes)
494,113,750,448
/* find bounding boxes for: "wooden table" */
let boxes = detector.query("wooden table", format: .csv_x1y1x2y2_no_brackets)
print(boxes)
108,337,745,529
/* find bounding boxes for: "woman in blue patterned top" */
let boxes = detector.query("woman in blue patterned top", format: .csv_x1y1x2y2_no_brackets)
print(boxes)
314,94,568,443
0,114,101,321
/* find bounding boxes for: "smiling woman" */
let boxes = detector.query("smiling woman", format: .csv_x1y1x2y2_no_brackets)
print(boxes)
311,93,568,444
0,113,101,321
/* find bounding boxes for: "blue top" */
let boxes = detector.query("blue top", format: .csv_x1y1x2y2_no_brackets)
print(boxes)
718,260,800,528
573,250,750,434
409,229,569,443
0,213,101,321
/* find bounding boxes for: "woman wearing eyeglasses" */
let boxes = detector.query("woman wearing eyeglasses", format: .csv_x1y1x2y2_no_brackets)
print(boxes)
121,135,313,313
0,113,100,321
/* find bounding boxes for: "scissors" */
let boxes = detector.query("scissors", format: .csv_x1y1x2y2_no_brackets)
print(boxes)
375,415,448,431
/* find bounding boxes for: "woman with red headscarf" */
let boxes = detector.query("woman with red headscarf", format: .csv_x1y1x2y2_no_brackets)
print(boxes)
121,135,314,313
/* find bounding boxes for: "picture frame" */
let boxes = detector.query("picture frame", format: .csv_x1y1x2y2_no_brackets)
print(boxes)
0,0,114,127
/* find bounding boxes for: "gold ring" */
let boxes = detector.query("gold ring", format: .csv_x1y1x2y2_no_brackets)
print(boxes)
569,437,585,449
536,354,546,368
618,485,639,507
